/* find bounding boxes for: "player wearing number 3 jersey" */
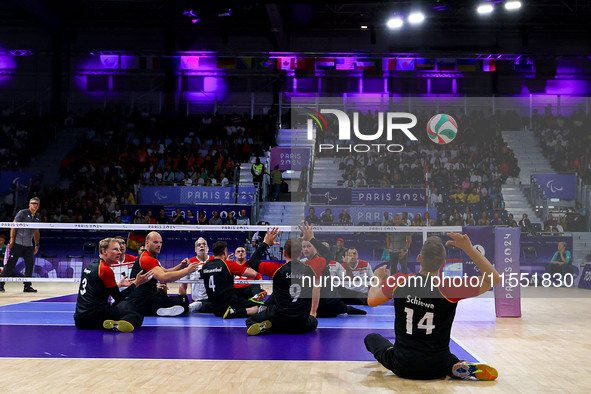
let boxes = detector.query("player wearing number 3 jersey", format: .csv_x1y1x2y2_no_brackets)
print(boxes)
365,233,501,381
245,226,322,336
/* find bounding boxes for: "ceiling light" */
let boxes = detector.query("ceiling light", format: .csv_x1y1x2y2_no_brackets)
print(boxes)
387,17,403,29
477,4,494,14
505,1,522,10
408,12,425,24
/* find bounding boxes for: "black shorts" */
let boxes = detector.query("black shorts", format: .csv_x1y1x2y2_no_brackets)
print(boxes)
211,290,260,317
245,304,318,334
74,304,143,330
127,289,190,316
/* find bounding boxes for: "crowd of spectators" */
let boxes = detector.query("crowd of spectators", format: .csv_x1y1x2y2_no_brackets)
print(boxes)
3,106,277,223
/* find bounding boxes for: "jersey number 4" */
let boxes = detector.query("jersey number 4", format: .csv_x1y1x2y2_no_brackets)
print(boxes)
404,307,435,335
209,276,216,292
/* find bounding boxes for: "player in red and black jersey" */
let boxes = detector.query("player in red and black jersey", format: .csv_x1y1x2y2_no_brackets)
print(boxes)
201,241,265,318
74,237,152,332
245,226,321,335
365,233,500,381
301,237,366,317
126,231,200,317
232,246,265,300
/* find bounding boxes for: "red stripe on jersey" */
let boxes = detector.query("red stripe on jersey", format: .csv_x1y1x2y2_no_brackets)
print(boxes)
304,255,326,277
139,251,161,271
257,261,285,278
223,259,248,276
123,253,137,263
381,273,409,298
99,259,117,288
234,261,262,288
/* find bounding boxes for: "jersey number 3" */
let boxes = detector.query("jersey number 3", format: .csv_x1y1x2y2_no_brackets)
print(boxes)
404,307,435,335
80,278,88,295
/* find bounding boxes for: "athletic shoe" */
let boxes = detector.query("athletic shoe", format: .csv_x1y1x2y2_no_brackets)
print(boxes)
189,301,203,313
103,319,135,333
156,305,185,317
223,306,237,319
249,290,268,303
452,362,498,381
23,286,37,293
347,305,367,315
247,320,272,336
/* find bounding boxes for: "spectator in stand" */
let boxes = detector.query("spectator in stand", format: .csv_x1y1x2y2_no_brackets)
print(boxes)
270,165,283,202
198,211,208,225
493,195,505,211
209,211,223,225
305,208,321,225
172,209,184,225
430,187,443,206
490,212,504,226
477,212,491,226
338,209,352,224
185,209,196,225
133,211,143,224
383,212,393,226
412,213,425,226
321,208,335,223
225,211,236,225
143,210,156,224
519,213,536,235
298,167,308,193
547,242,573,279
507,213,518,227
467,188,481,205
236,209,250,225
424,212,435,226
156,209,169,224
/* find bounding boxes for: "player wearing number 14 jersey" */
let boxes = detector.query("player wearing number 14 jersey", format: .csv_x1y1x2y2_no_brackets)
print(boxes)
365,233,501,381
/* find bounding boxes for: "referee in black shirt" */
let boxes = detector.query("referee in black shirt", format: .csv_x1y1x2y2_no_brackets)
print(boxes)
0,197,41,293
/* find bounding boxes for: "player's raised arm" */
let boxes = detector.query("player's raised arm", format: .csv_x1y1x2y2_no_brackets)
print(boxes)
446,232,501,294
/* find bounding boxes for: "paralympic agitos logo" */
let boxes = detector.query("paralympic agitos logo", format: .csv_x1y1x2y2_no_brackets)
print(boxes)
305,109,456,152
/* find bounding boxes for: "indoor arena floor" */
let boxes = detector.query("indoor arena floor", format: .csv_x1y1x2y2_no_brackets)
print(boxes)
0,283,590,393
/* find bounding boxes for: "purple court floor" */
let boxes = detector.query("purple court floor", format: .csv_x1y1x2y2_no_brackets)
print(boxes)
0,294,482,362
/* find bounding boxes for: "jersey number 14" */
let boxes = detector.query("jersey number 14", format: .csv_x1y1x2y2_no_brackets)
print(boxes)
404,307,435,335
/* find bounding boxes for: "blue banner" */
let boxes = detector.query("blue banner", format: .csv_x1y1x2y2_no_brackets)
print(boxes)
306,205,436,225
532,174,576,200
352,188,426,206
310,188,352,205
141,186,235,204
462,226,494,277
494,227,521,317
122,204,252,224
140,187,181,204
0,171,38,195
237,186,257,204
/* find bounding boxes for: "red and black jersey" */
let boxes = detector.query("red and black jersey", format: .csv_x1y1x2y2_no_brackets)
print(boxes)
234,260,262,288
249,243,321,319
201,258,247,306
129,251,162,296
382,273,479,363
74,259,133,317
111,253,138,279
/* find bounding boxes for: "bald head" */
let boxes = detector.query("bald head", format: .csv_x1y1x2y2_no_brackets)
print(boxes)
146,231,162,256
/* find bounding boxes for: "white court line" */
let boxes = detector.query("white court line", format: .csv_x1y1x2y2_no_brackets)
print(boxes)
450,335,486,364
0,356,369,363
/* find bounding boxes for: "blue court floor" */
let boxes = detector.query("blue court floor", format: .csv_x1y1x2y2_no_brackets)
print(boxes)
0,294,480,362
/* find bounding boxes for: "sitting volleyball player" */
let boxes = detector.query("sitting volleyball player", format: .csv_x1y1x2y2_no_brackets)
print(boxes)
244,226,321,336
74,237,153,332
126,231,201,317
365,233,500,381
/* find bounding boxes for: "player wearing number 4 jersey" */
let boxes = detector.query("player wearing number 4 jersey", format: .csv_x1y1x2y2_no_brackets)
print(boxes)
245,226,321,336
365,233,501,381
201,241,264,319
74,238,152,332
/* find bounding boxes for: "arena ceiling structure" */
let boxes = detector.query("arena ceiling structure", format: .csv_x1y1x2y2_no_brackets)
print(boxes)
0,0,590,55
